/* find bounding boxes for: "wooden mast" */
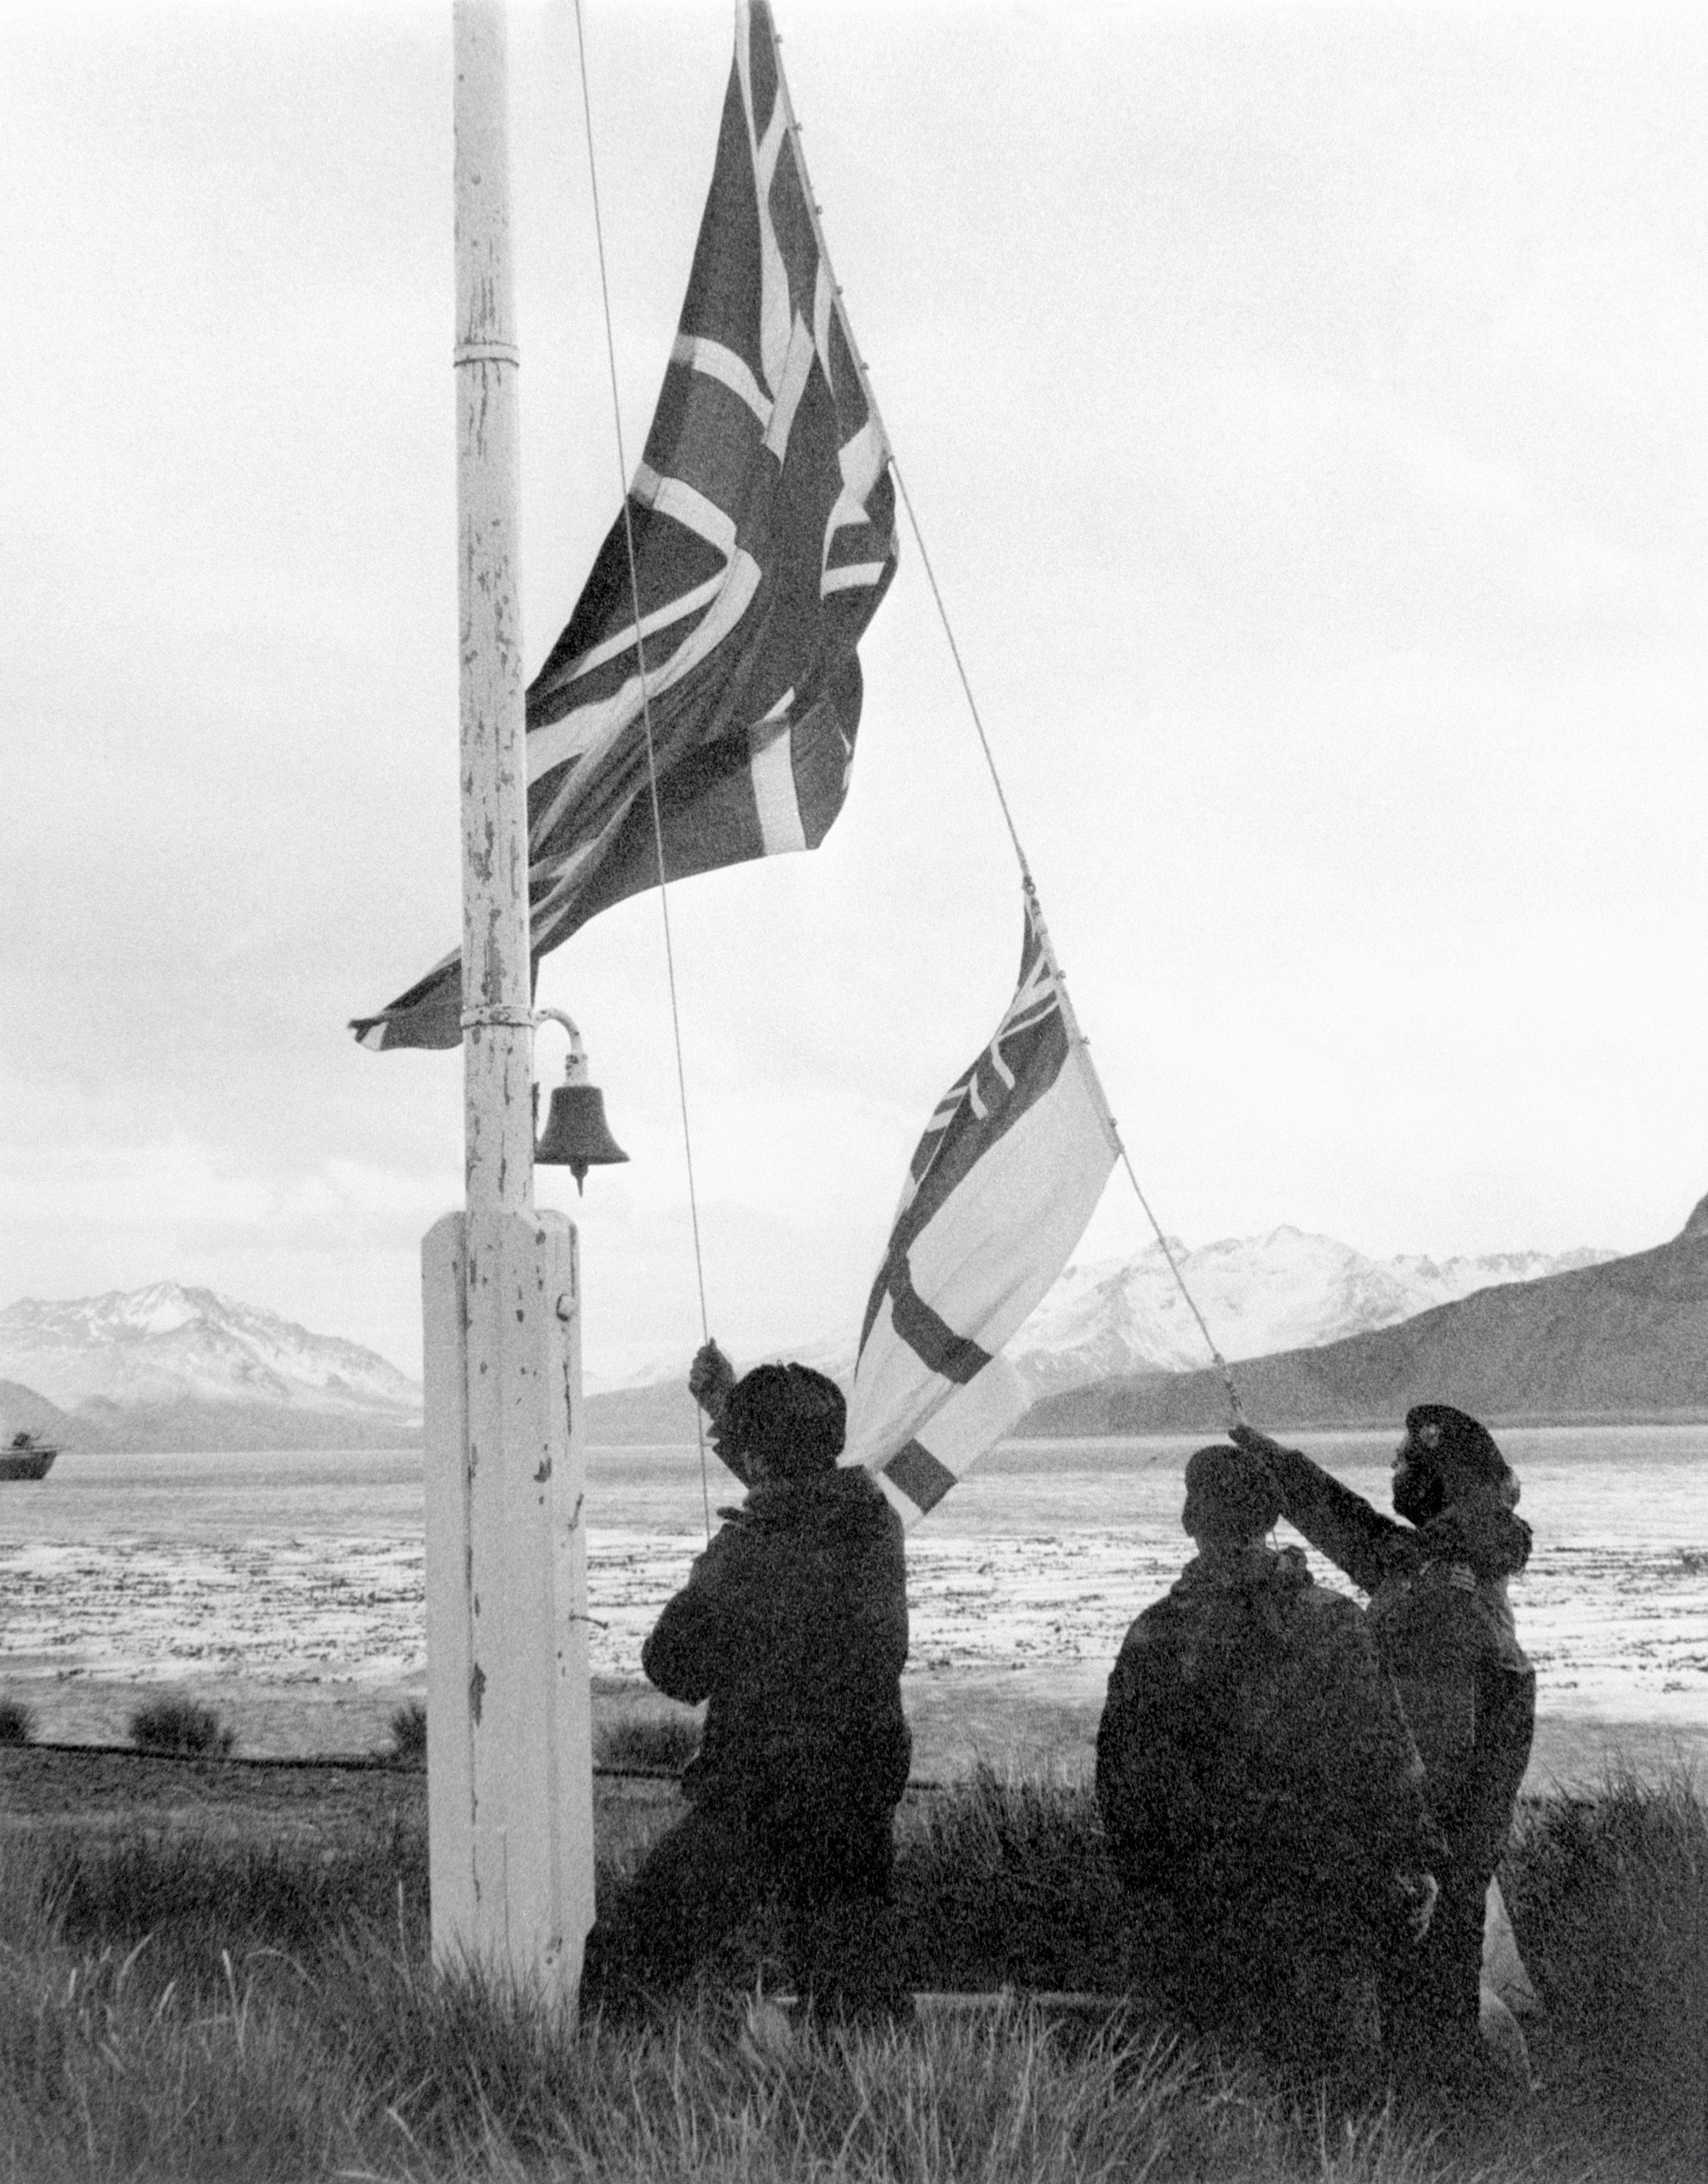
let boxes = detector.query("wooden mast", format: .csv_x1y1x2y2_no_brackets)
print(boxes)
420,0,596,2008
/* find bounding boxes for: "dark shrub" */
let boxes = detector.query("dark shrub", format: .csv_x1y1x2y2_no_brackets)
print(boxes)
41,1828,429,1987
127,1697,235,1757
0,1696,35,1745
894,1766,1132,1995
1506,1766,1707,2153
385,1701,427,1766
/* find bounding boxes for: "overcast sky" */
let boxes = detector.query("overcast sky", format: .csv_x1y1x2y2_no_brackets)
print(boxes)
3,0,1703,1385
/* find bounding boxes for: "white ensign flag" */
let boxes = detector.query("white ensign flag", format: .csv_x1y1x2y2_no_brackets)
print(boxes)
842,895,1120,1523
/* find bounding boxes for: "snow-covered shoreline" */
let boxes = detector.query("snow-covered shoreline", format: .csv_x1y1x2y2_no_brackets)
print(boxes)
2,1525,1701,1736
2,1433,1700,1780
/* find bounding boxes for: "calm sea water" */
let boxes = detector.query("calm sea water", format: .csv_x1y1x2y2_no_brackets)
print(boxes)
0,1424,1702,1549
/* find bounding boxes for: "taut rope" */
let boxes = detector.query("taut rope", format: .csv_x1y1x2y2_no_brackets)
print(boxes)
573,0,714,1535
570,4,1242,1448
764,15,1240,1429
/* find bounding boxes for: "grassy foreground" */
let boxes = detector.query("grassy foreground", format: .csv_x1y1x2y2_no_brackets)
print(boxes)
0,1768,1702,2183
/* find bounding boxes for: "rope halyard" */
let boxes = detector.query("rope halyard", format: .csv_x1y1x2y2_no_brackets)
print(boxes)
1116,1161,1245,1429
1021,879,1243,1429
572,0,714,1537
768,10,1242,1434
574,4,1240,1449
766,6,1041,927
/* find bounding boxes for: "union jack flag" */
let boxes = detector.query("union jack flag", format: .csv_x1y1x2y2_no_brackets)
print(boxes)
352,0,897,1051
843,895,1120,1521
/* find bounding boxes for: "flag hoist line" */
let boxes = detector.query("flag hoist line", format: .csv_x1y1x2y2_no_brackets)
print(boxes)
572,0,1243,1444
571,0,716,1537
770,12,1244,1431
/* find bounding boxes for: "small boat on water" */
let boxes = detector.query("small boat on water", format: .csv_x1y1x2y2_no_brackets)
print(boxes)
0,1431,57,1481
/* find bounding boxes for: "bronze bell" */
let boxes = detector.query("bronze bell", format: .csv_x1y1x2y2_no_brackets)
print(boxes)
535,1082,629,1191
533,1009,630,1192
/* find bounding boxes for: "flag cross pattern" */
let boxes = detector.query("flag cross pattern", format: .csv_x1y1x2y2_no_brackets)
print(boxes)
844,898,1120,1524
352,0,897,1051
858,912,1067,1372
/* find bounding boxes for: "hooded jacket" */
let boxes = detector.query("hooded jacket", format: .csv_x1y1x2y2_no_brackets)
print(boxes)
1097,1542,1443,1925
642,1463,911,1824
1255,1438,1534,1879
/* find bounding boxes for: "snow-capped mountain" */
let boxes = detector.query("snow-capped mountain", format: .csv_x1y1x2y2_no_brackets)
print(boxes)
0,1284,422,1451
2,1235,1621,1451
1029,1196,1708,1434
1006,1228,1616,1397
578,1227,1617,1439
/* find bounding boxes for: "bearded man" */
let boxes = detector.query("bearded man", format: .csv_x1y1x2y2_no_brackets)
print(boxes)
1234,1406,1535,2086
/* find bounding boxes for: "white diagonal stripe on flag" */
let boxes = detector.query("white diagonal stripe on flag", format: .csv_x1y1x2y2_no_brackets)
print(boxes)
837,417,888,501
748,721,807,853
746,62,793,394
813,260,835,383
631,467,740,556
671,332,772,425
526,577,729,776
821,563,889,594
763,316,817,462
350,2,897,1053
529,553,764,843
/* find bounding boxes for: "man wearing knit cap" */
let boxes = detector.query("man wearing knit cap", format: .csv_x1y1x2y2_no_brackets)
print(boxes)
1233,1406,1535,2087
580,1343,912,2020
1097,1443,1444,2090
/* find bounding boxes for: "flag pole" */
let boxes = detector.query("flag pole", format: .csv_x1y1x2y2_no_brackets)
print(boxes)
420,0,597,2006
452,5,531,1182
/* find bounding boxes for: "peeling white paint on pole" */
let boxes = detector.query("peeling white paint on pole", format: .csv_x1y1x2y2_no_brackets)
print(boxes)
421,0,595,2008
423,1209,595,1994
453,0,532,1209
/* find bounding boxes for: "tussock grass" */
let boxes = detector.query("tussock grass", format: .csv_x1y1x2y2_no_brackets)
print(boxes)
894,1763,1133,1994
594,1703,704,1775
0,1697,35,1746
39,1825,429,1989
127,1695,235,1756
0,1931,362,2184
1504,1767,1707,2157
385,1700,429,1766
0,1769,1701,2181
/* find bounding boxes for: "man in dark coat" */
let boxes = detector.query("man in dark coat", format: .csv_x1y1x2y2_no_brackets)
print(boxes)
580,1346,912,2019
1097,1444,1443,2089
1233,1406,1535,2086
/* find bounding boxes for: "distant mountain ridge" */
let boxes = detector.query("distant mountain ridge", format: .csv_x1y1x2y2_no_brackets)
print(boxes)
581,1228,1617,1442
1020,1195,1708,1435
0,1284,423,1452
0,1214,1659,1455
1005,1229,1616,1395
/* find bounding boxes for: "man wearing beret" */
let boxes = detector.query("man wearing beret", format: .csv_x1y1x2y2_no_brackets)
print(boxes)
1097,1443,1444,2091
1234,1406,1535,2087
580,1343,912,2021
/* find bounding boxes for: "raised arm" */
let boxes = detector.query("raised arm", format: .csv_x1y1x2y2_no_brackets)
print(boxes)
688,1339,751,1486
1232,1424,1410,1597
